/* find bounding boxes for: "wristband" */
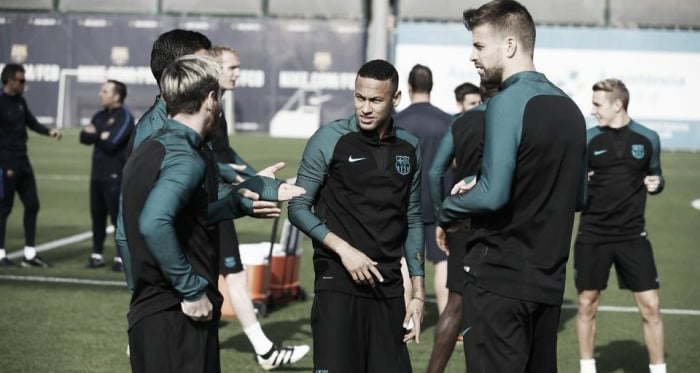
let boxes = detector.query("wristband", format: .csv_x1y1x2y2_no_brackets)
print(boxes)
412,296,424,302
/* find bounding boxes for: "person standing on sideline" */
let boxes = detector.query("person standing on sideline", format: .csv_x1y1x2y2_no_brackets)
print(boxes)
437,1,587,371
121,54,224,372
575,79,666,373
394,64,453,316
80,79,133,272
0,63,62,268
453,82,481,113
426,81,498,373
210,45,309,370
289,59,425,373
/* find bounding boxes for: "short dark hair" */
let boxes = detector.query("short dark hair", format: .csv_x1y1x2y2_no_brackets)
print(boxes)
408,64,433,94
463,0,536,57
107,79,127,103
454,82,480,102
150,29,211,88
1,63,24,85
356,59,399,95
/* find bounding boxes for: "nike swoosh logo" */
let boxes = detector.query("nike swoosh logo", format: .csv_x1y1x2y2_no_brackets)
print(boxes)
593,149,607,156
461,326,472,336
348,155,366,163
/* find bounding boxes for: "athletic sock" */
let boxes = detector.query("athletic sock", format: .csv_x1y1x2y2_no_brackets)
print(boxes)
91,253,104,260
244,322,274,355
24,246,36,260
113,256,122,263
580,359,596,373
649,363,667,373
0,249,6,259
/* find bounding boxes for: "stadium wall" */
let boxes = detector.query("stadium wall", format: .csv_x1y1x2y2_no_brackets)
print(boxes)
0,12,365,136
395,22,700,151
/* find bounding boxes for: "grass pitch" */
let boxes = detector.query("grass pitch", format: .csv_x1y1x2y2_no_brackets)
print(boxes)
1,129,698,372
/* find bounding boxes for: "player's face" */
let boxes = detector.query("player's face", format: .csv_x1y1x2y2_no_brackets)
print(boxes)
7,71,26,95
354,76,400,137
218,51,241,91
98,82,119,109
590,91,619,127
459,93,482,112
470,24,505,85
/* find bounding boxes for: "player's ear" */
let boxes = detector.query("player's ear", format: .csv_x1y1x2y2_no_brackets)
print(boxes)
393,89,402,107
504,36,517,58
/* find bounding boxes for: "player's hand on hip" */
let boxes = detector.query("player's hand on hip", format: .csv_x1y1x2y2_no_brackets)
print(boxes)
450,176,477,195
181,294,213,322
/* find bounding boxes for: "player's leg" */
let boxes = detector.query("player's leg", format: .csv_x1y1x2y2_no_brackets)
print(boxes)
366,296,412,373
105,179,123,270
615,238,665,371
525,303,561,373
16,166,50,267
312,290,363,373
88,180,107,267
426,230,469,373
425,223,448,314
0,166,18,264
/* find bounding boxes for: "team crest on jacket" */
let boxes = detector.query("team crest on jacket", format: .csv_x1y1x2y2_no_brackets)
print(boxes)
395,155,411,175
631,144,645,159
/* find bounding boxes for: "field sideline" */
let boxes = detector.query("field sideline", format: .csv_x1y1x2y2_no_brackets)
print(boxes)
1,129,699,372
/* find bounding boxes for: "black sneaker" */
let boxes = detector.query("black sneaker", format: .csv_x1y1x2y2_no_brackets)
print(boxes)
21,255,52,268
256,344,310,370
0,257,17,268
110,260,123,272
86,257,106,268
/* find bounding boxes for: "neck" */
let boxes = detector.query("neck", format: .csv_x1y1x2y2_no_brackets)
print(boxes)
501,57,536,82
607,112,631,129
410,92,430,104
172,112,207,138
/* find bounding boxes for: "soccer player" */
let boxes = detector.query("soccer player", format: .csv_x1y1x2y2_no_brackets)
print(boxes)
121,54,223,373
425,81,498,373
394,64,453,316
0,63,62,268
437,1,587,371
80,79,133,272
575,79,666,373
210,45,309,370
289,59,425,373
453,82,481,113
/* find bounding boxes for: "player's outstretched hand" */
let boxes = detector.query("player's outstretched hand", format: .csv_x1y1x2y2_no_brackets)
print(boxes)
256,162,306,201
237,188,281,218
49,128,62,141
403,297,424,343
181,294,213,322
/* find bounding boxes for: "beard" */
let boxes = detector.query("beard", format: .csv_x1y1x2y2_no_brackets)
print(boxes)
479,65,504,86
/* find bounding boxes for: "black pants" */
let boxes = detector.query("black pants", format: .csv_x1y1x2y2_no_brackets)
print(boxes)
128,307,221,373
312,290,412,373
0,163,39,248
90,179,120,255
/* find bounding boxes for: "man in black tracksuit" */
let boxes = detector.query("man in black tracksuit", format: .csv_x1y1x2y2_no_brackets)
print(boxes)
289,59,424,373
121,55,224,373
574,79,667,373
0,63,61,268
437,2,587,371
80,79,133,271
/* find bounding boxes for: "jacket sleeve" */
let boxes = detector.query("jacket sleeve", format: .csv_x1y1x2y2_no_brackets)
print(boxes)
647,130,665,195
95,108,134,154
438,96,519,227
428,130,454,220
404,142,425,277
138,152,209,301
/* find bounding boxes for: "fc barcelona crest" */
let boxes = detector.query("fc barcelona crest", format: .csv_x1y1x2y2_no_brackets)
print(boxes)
395,155,411,175
631,144,645,159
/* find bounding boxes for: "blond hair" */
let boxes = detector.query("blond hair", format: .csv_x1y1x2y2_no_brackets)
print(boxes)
160,54,221,116
592,78,630,110
210,45,239,62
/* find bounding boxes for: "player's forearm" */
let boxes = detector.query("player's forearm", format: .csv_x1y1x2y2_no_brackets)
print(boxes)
410,276,425,300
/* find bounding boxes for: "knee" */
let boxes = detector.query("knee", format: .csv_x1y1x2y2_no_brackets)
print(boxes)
577,294,600,318
638,299,662,322
24,201,40,214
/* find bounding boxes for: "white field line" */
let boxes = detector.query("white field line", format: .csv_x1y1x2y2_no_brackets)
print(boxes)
7,226,114,260
3,229,699,316
35,174,90,182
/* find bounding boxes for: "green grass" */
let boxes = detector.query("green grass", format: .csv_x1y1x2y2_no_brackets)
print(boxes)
1,129,699,372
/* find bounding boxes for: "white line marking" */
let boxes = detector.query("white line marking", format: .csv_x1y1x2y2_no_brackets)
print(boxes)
425,297,700,316
7,226,114,260
692,198,700,210
0,275,126,287
35,174,89,182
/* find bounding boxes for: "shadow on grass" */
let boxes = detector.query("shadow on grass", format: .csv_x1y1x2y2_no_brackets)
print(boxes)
596,339,648,373
219,317,312,352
